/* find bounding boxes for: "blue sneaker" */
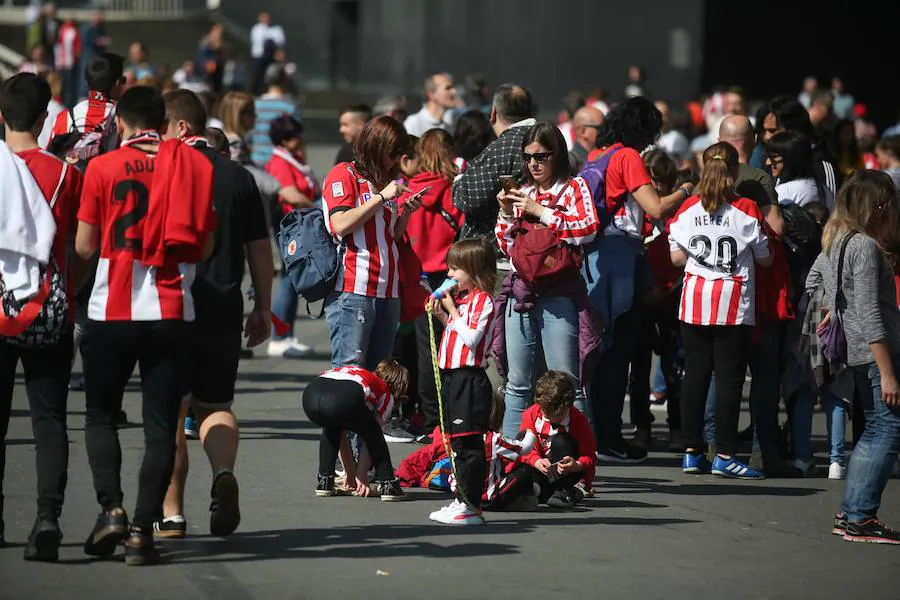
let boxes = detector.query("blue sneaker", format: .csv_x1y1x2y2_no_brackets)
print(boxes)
682,452,711,474
184,416,199,440
712,456,765,480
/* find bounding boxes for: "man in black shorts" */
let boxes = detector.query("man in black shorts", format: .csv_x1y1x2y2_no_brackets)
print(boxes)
154,90,273,539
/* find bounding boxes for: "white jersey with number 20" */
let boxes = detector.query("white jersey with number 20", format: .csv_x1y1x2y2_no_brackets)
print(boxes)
668,196,770,327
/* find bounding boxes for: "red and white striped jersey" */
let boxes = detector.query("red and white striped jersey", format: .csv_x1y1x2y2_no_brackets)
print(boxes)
483,430,534,501
438,289,495,369
453,156,468,175
48,92,115,145
319,366,395,420
495,176,599,262
54,22,81,70
77,133,198,322
668,196,770,327
322,162,399,298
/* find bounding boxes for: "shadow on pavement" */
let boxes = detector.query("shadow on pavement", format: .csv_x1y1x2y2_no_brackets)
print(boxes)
159,515,700,563
596,475,825,497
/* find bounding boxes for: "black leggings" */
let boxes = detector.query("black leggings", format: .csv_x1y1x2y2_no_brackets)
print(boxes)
302,378,395,482
0,330,73,521
680,324,751,457
82,320,190,530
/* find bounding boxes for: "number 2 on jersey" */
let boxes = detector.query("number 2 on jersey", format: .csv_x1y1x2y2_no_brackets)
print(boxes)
112,180,149,251
688,234,738,273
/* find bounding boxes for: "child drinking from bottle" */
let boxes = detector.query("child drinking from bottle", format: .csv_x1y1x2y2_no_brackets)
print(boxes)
426,238,498,525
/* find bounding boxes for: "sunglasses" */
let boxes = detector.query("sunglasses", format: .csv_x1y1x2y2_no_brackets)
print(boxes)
523,151,553,163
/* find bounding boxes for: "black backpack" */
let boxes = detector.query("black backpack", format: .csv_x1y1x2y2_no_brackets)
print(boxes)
780,203,822,297
46,109,119,171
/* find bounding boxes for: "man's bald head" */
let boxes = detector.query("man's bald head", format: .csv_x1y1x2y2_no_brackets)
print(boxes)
718,115,754,162
573,105,604,151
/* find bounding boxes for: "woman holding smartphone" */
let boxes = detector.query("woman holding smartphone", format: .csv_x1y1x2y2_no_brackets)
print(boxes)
494,121,600,436
321,116,424,371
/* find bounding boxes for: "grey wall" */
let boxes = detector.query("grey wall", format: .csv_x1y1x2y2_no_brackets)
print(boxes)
221,0,704,113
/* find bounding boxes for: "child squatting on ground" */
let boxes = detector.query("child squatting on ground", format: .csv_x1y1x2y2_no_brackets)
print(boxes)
426,238,499,525
302,360,411,501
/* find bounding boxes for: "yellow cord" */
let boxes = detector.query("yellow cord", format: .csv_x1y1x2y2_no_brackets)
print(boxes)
426,303,482,516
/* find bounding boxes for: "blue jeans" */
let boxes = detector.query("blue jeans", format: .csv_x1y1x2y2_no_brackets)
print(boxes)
324,292,401,370
841,357,900,523
652,363,667,394
272,274,299,341
792,387,846,464
502,296,584,437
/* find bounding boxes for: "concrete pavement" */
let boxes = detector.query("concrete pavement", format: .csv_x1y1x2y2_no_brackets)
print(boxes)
2,310,900,599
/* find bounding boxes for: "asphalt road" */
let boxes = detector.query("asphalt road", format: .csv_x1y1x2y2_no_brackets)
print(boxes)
2,145,900,598
2,312,900,600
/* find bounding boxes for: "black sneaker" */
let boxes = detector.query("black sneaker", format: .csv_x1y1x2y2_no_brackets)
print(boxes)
832,512,848,536
844,518,900,545
596,442,648,464
209,471,241,537
84,510,129,557
377,479,408,502
316,473,336,497
124,528,160,566
547,488,576,509
24,516,62,562
382,418,416,443
152,516,187,539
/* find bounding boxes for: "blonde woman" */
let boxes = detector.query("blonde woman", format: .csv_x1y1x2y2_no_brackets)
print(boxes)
220,91,256,162
809,171,900,544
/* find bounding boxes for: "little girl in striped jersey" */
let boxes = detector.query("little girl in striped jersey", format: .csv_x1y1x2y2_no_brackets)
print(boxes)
427,238,498,526
668,143,773,480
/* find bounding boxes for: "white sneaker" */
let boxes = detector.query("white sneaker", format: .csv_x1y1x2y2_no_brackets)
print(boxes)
828,462,846,480
427,503,455,520
792,459,814,477
429,500,484,526
267,338,314,358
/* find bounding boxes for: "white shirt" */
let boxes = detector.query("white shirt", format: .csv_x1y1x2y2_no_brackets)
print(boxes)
38,99,67,148
250,23,285,58
403,105,454,137
776,178,833,211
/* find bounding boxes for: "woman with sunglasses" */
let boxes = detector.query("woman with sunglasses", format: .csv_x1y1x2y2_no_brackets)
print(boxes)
494,121,600,437
321,116,423,372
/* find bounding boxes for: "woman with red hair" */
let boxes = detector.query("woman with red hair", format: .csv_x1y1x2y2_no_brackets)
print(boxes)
321,116,423,371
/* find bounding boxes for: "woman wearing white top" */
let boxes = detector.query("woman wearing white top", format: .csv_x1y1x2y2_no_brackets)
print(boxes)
766,130,834,211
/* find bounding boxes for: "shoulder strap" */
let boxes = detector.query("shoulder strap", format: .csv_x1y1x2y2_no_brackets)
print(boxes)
834,231,858,311
49,161,68,209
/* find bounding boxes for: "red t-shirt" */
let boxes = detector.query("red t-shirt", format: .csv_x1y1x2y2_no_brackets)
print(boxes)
321,162,399,298
319,366,395,420
600,144,653,238
265,148,320,215
17,148,83,317
77,143,197,321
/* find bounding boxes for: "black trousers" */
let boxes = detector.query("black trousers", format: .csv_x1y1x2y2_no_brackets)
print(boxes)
590,309,640,448
302,378,395,481
483,463,535,511
0,330,73,520
531,432,583,502
680,324,751,457
442,368,492,508
630,293,683,431
82,320,190,529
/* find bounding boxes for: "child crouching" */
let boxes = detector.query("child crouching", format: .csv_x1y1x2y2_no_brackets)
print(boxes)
427,238,498,526
302,360,410,501
518,371,597,509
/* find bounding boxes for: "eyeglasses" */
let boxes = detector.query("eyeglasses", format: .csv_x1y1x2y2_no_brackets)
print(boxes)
523,151,553,163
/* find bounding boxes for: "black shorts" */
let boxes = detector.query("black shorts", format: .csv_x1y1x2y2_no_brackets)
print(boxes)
440,367,492,437
190,325,242,408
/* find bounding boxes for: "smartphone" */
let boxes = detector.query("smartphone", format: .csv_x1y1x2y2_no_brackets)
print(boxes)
499,175,518,193
408,186,431,202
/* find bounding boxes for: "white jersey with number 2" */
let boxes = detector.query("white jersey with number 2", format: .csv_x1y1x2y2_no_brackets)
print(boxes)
668,196,770,327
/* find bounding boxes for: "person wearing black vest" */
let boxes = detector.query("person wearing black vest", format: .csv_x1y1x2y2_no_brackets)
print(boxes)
154,89,272,544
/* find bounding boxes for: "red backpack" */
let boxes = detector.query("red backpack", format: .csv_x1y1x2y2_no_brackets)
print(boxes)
509,213,582,287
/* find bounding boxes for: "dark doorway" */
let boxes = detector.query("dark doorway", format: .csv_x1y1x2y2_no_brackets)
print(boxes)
703,0,900,130
330,0,360,88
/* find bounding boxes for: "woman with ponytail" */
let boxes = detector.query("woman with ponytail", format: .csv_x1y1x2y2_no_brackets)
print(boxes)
668,142,773,480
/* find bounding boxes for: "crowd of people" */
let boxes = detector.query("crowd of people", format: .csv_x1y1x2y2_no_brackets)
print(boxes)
2,29,900,569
